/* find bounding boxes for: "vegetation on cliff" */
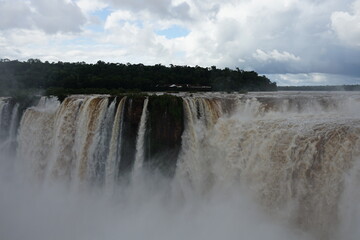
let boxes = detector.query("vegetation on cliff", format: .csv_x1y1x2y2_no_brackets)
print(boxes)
0,59,277,96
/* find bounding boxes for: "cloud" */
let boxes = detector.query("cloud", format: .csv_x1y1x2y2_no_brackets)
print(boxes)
105,0,191,19
253,49,301,62
0,0,86,33
0,0,359,85
0,1,33,30
104,10,137,30
268,73,360,86
331,0,360,47
76,0,108,14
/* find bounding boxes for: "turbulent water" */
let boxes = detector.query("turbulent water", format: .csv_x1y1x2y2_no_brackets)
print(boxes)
1,92,360,240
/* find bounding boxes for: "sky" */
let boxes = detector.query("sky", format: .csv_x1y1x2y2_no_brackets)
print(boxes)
0,0,359,85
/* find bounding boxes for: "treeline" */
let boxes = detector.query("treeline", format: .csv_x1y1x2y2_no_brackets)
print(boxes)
0,59,277,96
278,85,360,91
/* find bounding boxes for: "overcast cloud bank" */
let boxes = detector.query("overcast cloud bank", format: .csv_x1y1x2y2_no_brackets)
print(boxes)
0,0,359,85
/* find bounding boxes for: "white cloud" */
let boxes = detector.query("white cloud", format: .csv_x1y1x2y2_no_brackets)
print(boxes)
76,0,108,13
253,49,301,62
0,1,33,30
104,10,137,30
0,0,86,33
105,0,191,19
0,0,359,86
331,0,360,47
268,73,360,86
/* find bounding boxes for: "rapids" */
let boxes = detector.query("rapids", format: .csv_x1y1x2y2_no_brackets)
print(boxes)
1,92,360,240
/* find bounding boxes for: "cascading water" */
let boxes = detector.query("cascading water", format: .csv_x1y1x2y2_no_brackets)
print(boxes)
73,96,109,188
105,97,126,191
0,98,19,177
133,98,149,174
1,92,360,240
176,97,224,192
0,101,18,151
92,98,116,184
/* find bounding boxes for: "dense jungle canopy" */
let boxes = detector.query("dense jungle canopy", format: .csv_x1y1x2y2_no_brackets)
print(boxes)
0,59,277,96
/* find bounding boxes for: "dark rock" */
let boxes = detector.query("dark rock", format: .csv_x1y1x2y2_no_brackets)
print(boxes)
145,95,184,176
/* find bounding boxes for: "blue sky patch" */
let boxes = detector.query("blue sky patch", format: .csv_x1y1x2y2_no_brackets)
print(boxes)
86,24,104,33
156,25,190,39
93,8,112,21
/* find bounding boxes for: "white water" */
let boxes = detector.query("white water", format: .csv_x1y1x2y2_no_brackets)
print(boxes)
72,96,109,188
1,92,360,240
133,97,149,175
105,97,126,191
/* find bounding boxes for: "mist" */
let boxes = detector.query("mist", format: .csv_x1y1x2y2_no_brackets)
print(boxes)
0,165,313,240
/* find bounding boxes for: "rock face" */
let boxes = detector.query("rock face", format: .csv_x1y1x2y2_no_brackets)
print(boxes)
114,94,184,177
145,95,184,176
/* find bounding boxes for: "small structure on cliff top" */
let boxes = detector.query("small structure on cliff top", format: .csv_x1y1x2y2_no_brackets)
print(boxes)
156,84,212,91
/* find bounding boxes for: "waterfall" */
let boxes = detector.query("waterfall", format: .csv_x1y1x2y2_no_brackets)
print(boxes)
92,99,116,184
0,99,7,136
175,97,223,192
17,98,60,179
0,101,18,149
2,92,360,239
133,98,149,174
175,93,360,238
72,96,109,187
0,99,20,174
105,97,126,190
8,103,19,141
0,99,13,142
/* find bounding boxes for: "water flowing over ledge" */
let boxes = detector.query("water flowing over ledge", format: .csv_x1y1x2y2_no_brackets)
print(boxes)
1,92,360,240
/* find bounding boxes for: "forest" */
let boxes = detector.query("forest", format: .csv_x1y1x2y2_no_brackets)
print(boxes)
0,58,277,96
